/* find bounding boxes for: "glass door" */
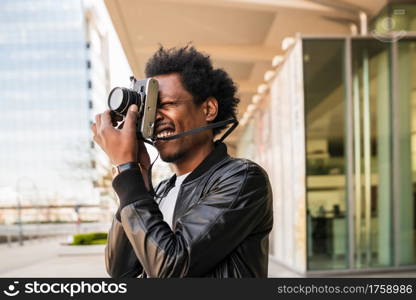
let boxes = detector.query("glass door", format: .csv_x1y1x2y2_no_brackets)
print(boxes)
351,39,393,268
397,38,416,266
303,39,349,270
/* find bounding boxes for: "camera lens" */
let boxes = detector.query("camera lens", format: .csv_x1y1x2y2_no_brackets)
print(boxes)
108,88,124,109
108,87,141,115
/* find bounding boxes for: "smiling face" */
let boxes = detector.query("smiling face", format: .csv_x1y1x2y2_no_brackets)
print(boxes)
153,73,217,163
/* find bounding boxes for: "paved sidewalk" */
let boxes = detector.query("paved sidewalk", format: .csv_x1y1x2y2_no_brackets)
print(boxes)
2,239,416,277
1,239,296,277
0,238,108,278
268,259,301,277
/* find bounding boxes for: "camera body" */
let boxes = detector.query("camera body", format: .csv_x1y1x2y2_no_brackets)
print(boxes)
107,77,159,139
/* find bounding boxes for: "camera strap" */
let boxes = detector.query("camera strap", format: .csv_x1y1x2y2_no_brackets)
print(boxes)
150,118,238,144
143,118,238,197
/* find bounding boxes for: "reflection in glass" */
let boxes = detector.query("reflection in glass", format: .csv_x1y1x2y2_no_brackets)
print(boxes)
371,3,416,33
303,40,348,270
398,39,416,265
351,40,392,268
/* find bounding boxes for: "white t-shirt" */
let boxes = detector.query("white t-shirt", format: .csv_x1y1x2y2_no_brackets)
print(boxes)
158,172,190,229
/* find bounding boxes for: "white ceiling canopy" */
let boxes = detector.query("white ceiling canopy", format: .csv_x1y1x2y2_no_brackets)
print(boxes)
104,0,388,148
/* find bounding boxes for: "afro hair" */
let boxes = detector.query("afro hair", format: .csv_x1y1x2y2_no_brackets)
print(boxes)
145,45,240,135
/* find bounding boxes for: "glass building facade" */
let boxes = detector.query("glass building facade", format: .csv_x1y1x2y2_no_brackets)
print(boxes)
0,0,106,223
303,35,416,271
303,37,395,270
238,3,416,273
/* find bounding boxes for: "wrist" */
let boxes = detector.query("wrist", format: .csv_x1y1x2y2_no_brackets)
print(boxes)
112,158,136,166
111,152,137,166
112,161,140,179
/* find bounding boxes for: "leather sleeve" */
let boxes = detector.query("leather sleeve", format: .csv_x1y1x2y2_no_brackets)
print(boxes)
104,216,143,278
112,162,271,278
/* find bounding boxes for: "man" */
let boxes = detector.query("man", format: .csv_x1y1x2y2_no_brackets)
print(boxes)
92,46,273,278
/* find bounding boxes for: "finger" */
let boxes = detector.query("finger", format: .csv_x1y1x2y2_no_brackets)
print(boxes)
91,123,101,144
91,123,97,136
92,132,101,145
124,105,139,131
100,110,112,127
95,114,101,130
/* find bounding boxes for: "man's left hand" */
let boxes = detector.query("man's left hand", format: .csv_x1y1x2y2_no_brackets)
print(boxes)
91,105,139,166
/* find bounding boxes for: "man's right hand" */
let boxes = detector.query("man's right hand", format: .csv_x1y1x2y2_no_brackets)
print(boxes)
109,108,152,190
137,139,152,191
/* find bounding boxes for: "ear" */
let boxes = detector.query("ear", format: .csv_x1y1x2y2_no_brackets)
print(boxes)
203,97,218,122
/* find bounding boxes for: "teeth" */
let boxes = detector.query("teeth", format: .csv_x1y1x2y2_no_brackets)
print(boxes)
156,130,175,139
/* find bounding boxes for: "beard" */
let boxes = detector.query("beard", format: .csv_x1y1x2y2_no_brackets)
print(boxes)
159,147,187,163
156,136,190,163
157,134,207,163
160,151,186,163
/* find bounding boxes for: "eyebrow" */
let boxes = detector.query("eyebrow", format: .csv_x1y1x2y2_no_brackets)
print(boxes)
158,94,179,100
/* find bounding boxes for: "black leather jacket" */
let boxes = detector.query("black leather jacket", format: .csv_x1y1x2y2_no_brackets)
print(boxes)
105,141,273,278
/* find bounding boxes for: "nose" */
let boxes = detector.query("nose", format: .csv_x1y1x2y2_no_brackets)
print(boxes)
155,107,163,124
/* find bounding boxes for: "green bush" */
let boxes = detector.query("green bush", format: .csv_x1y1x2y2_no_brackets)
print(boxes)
71,232,108,245
90,239,107,245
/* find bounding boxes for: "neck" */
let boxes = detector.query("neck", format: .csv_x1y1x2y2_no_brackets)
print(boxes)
171,140,214,176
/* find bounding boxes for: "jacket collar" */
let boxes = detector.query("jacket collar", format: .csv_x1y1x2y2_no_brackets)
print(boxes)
182,140,228,184
159,141,229,192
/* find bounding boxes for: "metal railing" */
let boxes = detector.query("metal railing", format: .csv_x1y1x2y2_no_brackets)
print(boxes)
0,223,110,247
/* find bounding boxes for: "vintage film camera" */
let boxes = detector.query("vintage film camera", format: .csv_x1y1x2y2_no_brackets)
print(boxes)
107,77,158,140
108,76,238,144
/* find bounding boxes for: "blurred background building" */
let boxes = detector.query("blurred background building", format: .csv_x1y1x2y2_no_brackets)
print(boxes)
104,0,416,275
0,0,415,277
0,0,171,245
0,0,125,240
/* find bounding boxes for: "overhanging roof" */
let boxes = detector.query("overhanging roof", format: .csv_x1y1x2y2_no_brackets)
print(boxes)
104,0,388,149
